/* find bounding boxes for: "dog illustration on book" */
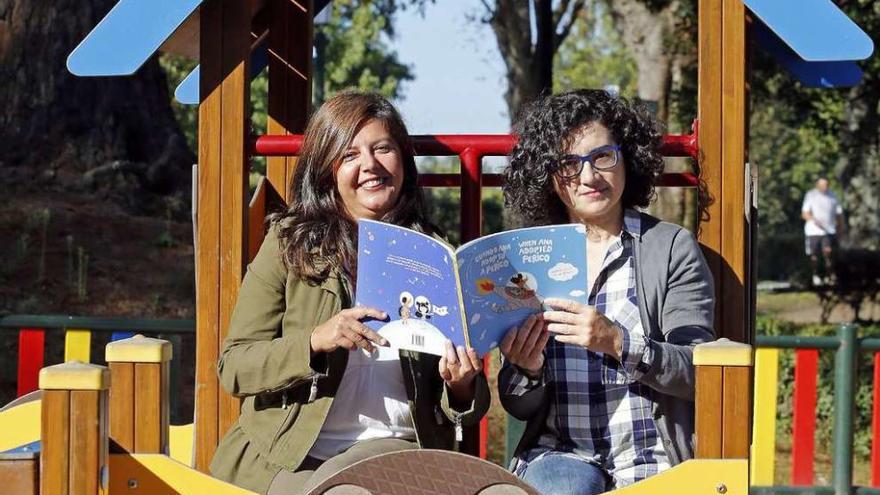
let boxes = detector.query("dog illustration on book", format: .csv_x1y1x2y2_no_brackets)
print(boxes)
399,291,414,325
477,272,543,313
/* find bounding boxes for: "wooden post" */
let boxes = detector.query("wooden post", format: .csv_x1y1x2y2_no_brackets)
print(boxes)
694,339,753,460
39,361,110,495
195,0,251,472
105,335,172,454
697,0,752,344
0,453,38,495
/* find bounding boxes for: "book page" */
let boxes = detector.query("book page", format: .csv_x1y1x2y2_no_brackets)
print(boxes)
456,224,588,355
356,220,467,356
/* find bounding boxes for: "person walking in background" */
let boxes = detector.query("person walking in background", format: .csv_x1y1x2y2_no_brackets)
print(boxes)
802,177,845,286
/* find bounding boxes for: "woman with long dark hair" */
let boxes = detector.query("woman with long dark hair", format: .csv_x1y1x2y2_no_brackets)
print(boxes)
210,91,489,495
498,89,715,494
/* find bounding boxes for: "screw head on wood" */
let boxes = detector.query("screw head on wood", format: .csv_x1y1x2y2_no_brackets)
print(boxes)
716,483,727,494
128,478,139,489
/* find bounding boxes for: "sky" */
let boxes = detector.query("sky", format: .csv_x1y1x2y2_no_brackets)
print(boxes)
388,2,510,135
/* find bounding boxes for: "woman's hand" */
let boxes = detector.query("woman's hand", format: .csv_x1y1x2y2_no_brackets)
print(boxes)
542,298,622,359
310,306,389,354
499,314,549,379
439,340,483,403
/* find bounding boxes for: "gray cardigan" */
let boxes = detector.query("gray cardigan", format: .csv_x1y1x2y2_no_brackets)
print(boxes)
499,212,716,465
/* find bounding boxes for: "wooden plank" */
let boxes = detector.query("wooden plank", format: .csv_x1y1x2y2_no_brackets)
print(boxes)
70,390,100,495
218,0,251,441
17,329,45,397
195,0,223,473
0,457,38,495
695,366,723,458
40,390,69,495
720,0,748,343
109,362,135,452
248,177,268,263
792,349,819,485
162,361,171,454
722,366,752,458
696,0,724,336
751,348,779,485
64,329,91,363
134,363,163,453
267,0,292,199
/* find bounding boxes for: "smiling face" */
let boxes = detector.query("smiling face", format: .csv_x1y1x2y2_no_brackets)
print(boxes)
334,119,406,221
552,122,626,226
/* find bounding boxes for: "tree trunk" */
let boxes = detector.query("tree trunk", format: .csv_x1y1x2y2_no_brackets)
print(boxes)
486,0,583,123
0,0,195,217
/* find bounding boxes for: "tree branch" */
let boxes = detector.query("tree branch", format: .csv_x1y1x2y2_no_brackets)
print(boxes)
554,0,585,51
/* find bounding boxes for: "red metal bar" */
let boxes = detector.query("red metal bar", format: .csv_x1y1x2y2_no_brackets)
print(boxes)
872,352,880,486
418,172,698,189
792,349,819,485
252,133,699,159
17,328,45,397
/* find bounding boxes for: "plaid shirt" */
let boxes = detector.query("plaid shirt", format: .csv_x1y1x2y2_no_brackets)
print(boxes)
509,210,670,487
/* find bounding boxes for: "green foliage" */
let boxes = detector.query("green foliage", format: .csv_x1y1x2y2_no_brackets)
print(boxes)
419,157,505,246
758,317,880,460
554,4,638,97
318,0,414,102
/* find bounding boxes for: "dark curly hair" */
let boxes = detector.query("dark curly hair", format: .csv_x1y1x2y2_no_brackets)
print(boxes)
503,89,665,225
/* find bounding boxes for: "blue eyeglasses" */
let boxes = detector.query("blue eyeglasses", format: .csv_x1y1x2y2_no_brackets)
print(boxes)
555,145,622,179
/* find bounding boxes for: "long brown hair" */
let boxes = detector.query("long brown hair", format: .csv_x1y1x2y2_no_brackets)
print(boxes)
270,90,435,284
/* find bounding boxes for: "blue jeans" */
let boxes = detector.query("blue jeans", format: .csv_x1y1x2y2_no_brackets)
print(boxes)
520,452,610,495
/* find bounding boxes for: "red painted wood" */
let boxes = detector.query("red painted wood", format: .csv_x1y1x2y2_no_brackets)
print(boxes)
17,328,45,397
872,353,880,486
791,349,818,485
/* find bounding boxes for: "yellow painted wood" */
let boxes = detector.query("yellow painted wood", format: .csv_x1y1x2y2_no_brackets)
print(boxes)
169,423,195,466
750,348,779,485
614,459,748,495
109,453,258,494
39,361,110,391
0,400,40,452
105,335,172,363
63,329,91,363
693,339,753,366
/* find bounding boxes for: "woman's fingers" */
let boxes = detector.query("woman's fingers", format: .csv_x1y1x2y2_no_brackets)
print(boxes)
510,315,537,357
353,321,389,346
347,306,389,322
499,326,518,356
438,355,452,381
543,298,585,314
341,327,375,352
466,347,482,372
545,323,579,335
527,331,551,362
455,346,473,374
445,339,458,365
541,310,581,325
521,317,545,353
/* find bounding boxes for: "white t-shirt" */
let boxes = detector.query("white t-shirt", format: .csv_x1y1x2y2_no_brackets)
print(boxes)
307,346,415,460
802,189,843,236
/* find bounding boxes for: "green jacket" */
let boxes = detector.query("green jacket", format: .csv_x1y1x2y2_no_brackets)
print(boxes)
209,227,490,494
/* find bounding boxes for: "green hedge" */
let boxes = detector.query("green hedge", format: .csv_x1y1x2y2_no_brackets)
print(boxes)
758,317,880,459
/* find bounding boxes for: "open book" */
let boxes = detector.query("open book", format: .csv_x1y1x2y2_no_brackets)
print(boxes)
355,220,588,356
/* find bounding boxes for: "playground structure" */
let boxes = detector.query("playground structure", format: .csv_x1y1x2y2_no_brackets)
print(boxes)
1,0,876,493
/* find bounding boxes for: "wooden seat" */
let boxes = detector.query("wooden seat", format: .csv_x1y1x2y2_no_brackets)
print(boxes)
306,449,538,495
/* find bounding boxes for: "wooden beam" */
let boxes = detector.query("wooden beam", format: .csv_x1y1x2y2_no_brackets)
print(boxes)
720,0,748,344
697,0,724,336
267,0,312,203
695,366,723,458
721,366,752,458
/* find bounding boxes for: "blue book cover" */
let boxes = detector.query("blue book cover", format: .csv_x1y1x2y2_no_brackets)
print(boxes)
356,220,587,356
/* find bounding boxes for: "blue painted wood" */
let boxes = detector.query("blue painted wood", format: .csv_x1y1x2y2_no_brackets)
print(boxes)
1,440,40,454
67,0,202,76
110,331,135,341
755,21,864,88
744,0,873,62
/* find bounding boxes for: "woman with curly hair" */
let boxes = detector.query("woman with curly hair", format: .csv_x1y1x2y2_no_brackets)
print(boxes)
498,89,715,494
209,91,489,495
